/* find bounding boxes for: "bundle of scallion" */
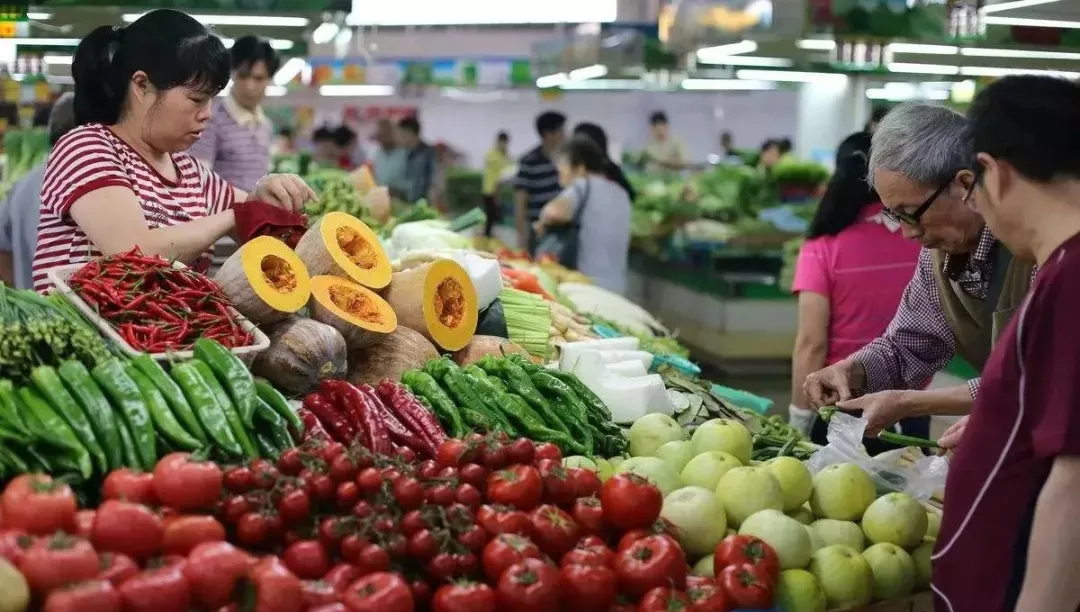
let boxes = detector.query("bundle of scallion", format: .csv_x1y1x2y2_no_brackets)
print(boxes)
499,287,552,359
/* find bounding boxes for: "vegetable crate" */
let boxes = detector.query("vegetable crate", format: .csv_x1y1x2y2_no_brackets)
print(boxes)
47,263,270,364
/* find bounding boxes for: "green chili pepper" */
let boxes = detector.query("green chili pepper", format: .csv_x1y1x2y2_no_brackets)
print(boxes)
443,367,516,435
170,362,242,456
476,358,571,434
545,367,614,422
254,378,303,441
124,362,201,451
194,338,258,428
92,359,156,470
255,432,281,459
192,360,258,459
30,366,108,474
0,444,30,474
254,398,293,453
529,370,598,448
131,354,208,446
0,379,31,437
115,418,143,469
56,361,123,470
17,387,93,479
401,370,466,438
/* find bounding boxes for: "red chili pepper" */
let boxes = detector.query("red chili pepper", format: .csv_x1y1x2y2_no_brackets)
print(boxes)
357,383,420,456
321,381,392,455
375,379,447,455
302,392,358,445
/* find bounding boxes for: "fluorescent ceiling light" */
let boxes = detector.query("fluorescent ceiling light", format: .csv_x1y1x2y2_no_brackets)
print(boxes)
681,78,775,91
568,64,607,80
796,38,836,51
536,73,569,88
735,69,847,84
123,13,308,26
696,40,758,58
219,37,294,51
980,0,1060,14
961,46,1080,59
320,84,395,97
346,0,618,26
983,15,1080,28
561,79,675,91
42,55,72,65
887,42,958,55
960,65,1080,78
25,12,51,20
886,62,961,75
867,87,949,101
311,22,340,44
12,38,80,46
698,55,793,67
274,57,306,86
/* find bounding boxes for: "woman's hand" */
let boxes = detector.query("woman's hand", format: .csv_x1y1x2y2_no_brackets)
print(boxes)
251,174,316,212
532,219,546,237
938,415,968,450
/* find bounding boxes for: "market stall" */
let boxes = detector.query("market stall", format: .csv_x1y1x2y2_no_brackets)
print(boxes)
0,171,942,612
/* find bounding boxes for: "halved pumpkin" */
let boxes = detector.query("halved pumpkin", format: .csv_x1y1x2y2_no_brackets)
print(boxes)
309,275,398,349
294,212,392,289
214,235,311,325
382,260,478,351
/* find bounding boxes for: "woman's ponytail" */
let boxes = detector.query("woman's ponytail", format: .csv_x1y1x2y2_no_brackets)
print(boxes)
72,25,126,126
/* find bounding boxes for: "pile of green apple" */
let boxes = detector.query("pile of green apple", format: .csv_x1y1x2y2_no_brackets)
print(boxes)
576,413,940,611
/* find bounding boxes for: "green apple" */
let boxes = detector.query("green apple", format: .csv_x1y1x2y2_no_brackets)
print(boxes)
739,509,813,570
776,569,827,612
862,543,916,600
808,545,874,610
692,554,715,576
690,419,752,464
617,456,682,496
926,511,941,539
628,414,683,457
861,493,929,549
788,506,815,525
809,463,876,521
810,519,865,552
765,457,815,512
912,540,934,590
661,487,728,557
655,440,696,475
715,467,783,527
681,451,741,491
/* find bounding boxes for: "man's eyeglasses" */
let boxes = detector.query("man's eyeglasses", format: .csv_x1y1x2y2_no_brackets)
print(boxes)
881,182,951,226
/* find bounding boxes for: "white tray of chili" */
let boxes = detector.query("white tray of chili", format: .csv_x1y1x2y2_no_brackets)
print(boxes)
47,261,271,364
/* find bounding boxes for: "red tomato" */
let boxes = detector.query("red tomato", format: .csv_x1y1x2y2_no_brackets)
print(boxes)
97,552,139,587
118,563,191,612
436,439,472,467
496,558,561,612
718,564,773,610
529,504,582,559
713,535,780,583
43,579,120,612
102,469,157,505
342,571,414,612
91,500,164,561
476,505,533,538
538,464,578,507
283,540,331,580
560,563,618,612
426,552,458,582
612,535,687,598
152,453,223,512
323,563,361,593
486,466,543,511
685,574,715,589
610,600,638,612
162,515,224,556
458,463,487,488
19,533,99,595
686,583,730,612
617,521,680,552
247,557,304,612
0,529,33,565
235,512,276,548
600,474,662,531
302,580,341,607
1,474,77,536
533,443,562,462
571,496,605,535
357,544,392,574
506,438,536,464
277,488,312,525
481,533,545,583
638,587,690,612
183,542,256,610
561,539,615,568
309,605,348,612
456,524,487,552
432,581,497,612
481,442,510,470
569,468,602,498
392,477,425,510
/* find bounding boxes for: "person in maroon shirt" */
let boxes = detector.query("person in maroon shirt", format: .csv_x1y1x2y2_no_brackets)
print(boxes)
933,75,1080,612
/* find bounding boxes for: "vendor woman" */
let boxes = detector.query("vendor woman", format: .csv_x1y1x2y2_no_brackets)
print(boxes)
32,9,314,292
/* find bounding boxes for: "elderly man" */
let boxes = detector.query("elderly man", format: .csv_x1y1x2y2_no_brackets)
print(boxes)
801,103,1035,446
0,93,76,289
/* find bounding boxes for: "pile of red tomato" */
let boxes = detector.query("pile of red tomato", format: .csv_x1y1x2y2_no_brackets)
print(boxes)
0,432,780,612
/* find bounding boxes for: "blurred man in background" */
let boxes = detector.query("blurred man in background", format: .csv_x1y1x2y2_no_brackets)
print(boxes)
0,93,76,288
482,131,512,236
515,111,566,252
643,111,688,175
395,116,436,204
372,118,406,188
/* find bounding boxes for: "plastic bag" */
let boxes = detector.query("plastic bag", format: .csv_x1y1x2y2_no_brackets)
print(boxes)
805,412,949,501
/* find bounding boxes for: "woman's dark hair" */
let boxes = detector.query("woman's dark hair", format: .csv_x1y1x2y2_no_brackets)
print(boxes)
72,9,229,126
332,126,356,147
566,134,607,173
573,122,635,201
760,139,779,152
807,132,879,239
778,138,792,154
230,35,280,75
312,126,334,142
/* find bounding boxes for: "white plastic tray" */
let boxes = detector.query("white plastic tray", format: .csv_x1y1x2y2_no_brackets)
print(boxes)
48,261,270,364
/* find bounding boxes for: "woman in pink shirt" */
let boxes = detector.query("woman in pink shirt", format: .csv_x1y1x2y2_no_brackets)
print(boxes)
789,133,923,452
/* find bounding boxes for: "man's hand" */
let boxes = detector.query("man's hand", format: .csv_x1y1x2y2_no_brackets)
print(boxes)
802,359,866,408
836,390,911,437
938,416,968,449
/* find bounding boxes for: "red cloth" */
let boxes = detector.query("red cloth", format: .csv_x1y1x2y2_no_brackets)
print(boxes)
233,200,308,248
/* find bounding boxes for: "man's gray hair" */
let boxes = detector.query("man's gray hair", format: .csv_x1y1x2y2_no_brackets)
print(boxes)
48,92,76,146
867,103,970,189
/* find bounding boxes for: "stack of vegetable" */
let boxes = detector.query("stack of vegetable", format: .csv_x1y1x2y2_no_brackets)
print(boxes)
0,338,300,483
498,288,551,359
403,354,627,457
0,128,50,201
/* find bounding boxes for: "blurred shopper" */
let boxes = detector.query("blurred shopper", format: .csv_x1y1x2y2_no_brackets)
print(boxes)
573,122,635,201
395,116,436,204
311,126,337,167
371,118,406,188
188,35,277,192
514,111,566,253
836,105,891,165
802,103,1035,446
719,130,743,164
643,111,688,175
482,131,512,236
788,132,923,450
0,93,76,289
758,139,782,171
332,125,360,170
273,127,295,156
33,9,312,292
933,75,1080,612
535,135,631,293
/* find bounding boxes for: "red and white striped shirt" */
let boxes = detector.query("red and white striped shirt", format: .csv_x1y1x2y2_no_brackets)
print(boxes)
33,123,236,292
